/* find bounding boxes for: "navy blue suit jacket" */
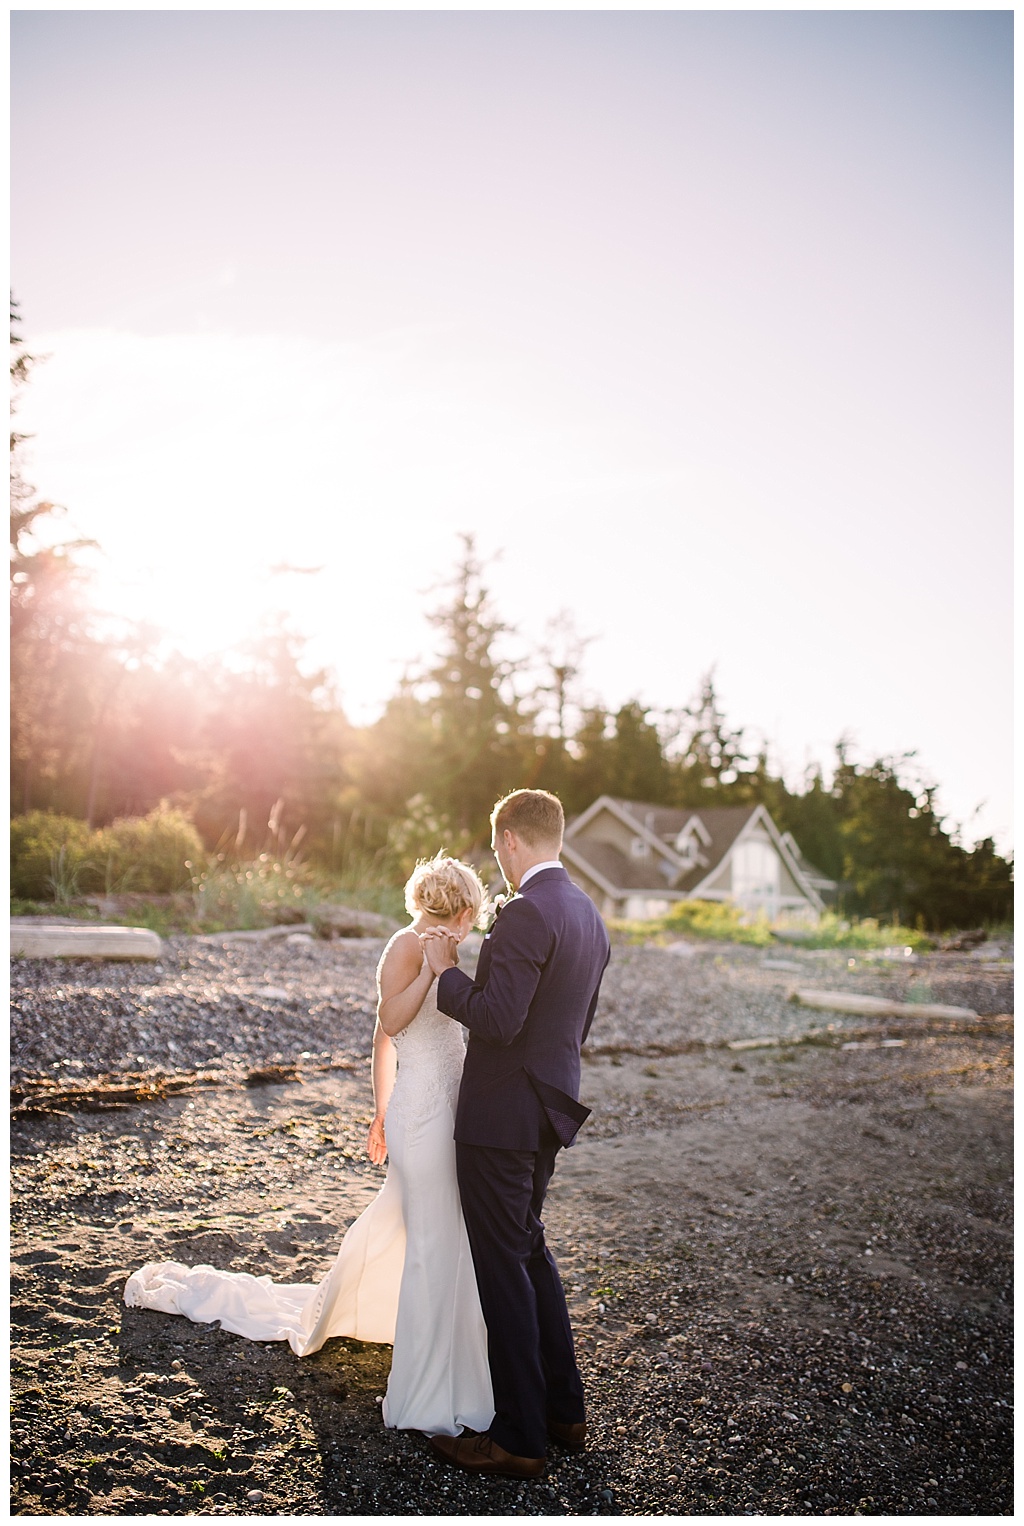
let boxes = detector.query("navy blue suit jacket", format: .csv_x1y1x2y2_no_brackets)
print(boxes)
436,866,611,1151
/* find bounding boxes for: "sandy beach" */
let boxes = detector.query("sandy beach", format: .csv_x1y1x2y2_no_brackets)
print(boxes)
10,933,1012,1516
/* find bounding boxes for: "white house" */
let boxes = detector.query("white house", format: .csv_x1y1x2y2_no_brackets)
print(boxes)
561,795,836,922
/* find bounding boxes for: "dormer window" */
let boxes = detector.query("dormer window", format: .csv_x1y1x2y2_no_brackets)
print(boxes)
672,819,709,861
674,831,697,865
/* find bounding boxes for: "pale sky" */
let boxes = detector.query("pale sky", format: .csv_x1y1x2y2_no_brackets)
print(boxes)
11,10,1012,852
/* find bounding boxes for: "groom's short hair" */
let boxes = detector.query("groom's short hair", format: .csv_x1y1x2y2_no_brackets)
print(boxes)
491,789,564,848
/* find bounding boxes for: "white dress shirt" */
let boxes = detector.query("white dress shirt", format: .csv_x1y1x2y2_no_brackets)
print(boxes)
519,859,564,889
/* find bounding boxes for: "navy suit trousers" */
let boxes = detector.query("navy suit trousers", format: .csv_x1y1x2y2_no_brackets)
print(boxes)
455,1134,585,1458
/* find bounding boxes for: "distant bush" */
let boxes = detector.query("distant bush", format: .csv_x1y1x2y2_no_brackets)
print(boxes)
784,912,933,952
10,805,204,902
663,898,773,945
98,807,204,894
9,812,98,901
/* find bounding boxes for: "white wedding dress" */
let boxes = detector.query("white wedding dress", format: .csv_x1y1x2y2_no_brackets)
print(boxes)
123,983,494,1436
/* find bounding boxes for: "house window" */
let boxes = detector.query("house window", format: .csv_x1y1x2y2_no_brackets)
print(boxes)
731,841,780,918
630,837,649,859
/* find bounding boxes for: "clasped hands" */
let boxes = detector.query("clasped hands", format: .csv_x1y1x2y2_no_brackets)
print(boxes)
419,926,460,976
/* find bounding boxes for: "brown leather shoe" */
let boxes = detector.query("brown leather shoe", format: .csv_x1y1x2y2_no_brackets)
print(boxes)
548,1417,586,1452
430,1430,546,1479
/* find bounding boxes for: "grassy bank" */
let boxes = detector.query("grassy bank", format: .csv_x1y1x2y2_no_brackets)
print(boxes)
11,862,406,939
610,899,941,952
10,807,407,936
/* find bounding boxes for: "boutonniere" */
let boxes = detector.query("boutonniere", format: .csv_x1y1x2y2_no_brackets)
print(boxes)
483,893,510,934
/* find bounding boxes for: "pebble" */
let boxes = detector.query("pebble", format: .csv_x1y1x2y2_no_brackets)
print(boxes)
246,1490,264,1503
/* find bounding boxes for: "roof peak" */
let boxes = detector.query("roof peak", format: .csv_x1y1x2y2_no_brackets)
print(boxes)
611,797,759,820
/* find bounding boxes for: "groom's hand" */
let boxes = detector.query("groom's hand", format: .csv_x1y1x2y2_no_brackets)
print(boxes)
420,929,459,975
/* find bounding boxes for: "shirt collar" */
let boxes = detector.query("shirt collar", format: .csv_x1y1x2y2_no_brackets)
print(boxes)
519,859,564,889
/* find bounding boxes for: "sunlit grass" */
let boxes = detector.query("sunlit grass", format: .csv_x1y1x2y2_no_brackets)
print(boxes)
12,864,406,937
188,840,406,932
10,804,409,934
610,899,936,952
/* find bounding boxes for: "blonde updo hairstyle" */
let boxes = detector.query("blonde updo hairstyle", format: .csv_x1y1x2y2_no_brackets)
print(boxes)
404,852,488,928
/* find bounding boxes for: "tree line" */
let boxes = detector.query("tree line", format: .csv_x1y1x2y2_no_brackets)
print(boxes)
10,302,1012,930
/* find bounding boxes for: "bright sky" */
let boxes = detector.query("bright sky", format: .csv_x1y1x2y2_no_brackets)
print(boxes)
11,10,1012,852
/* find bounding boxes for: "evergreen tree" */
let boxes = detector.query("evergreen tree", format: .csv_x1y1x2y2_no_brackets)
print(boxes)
528,610,593,802
770,766,845,883
359,535,533,847
10,296,103,815
662,670,766,806
605,701,673,804
560,705,614,816
830,751,1012,930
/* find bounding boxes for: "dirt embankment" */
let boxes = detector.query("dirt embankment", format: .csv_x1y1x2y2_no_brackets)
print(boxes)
10,936,1013,1516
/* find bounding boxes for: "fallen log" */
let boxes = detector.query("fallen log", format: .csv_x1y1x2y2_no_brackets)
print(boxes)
10,1070,223,1121
792,988,977,1021
10,1056,359,1119
10,923,163,961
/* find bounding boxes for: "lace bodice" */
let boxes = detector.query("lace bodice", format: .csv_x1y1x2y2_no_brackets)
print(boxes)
387,975,466,1125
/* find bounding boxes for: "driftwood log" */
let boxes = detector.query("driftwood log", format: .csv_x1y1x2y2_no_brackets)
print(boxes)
10,923,163,961
792,988,977,1021
10,1057,358,1120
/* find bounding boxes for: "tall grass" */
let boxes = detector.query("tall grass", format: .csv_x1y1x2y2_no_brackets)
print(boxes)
188,809,406,931
187,853,314,931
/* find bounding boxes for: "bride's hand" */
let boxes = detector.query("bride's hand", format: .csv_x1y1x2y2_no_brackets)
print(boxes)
367,1115,387,1166
420,929,459,974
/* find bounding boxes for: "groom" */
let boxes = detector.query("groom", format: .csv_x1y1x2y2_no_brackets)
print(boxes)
423,788,611,1479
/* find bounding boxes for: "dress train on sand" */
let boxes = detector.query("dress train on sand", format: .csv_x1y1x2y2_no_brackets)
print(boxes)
124,988,493,1436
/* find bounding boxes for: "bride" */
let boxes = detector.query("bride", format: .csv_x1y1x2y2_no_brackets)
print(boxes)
123,853,495,1437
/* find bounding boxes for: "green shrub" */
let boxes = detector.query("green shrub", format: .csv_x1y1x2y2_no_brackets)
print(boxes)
11,805,410,928
10,804,204,902
611,898,773,946
98,807,205,894
663,898,774,945
9,812,98,901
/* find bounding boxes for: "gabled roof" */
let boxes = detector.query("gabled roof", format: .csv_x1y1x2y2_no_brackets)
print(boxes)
562,837,687,896
614,800,759,888
565,795,826,910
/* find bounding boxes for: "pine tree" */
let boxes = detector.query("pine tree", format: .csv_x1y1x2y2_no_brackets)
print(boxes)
402,534,531,843
10,296,103,815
